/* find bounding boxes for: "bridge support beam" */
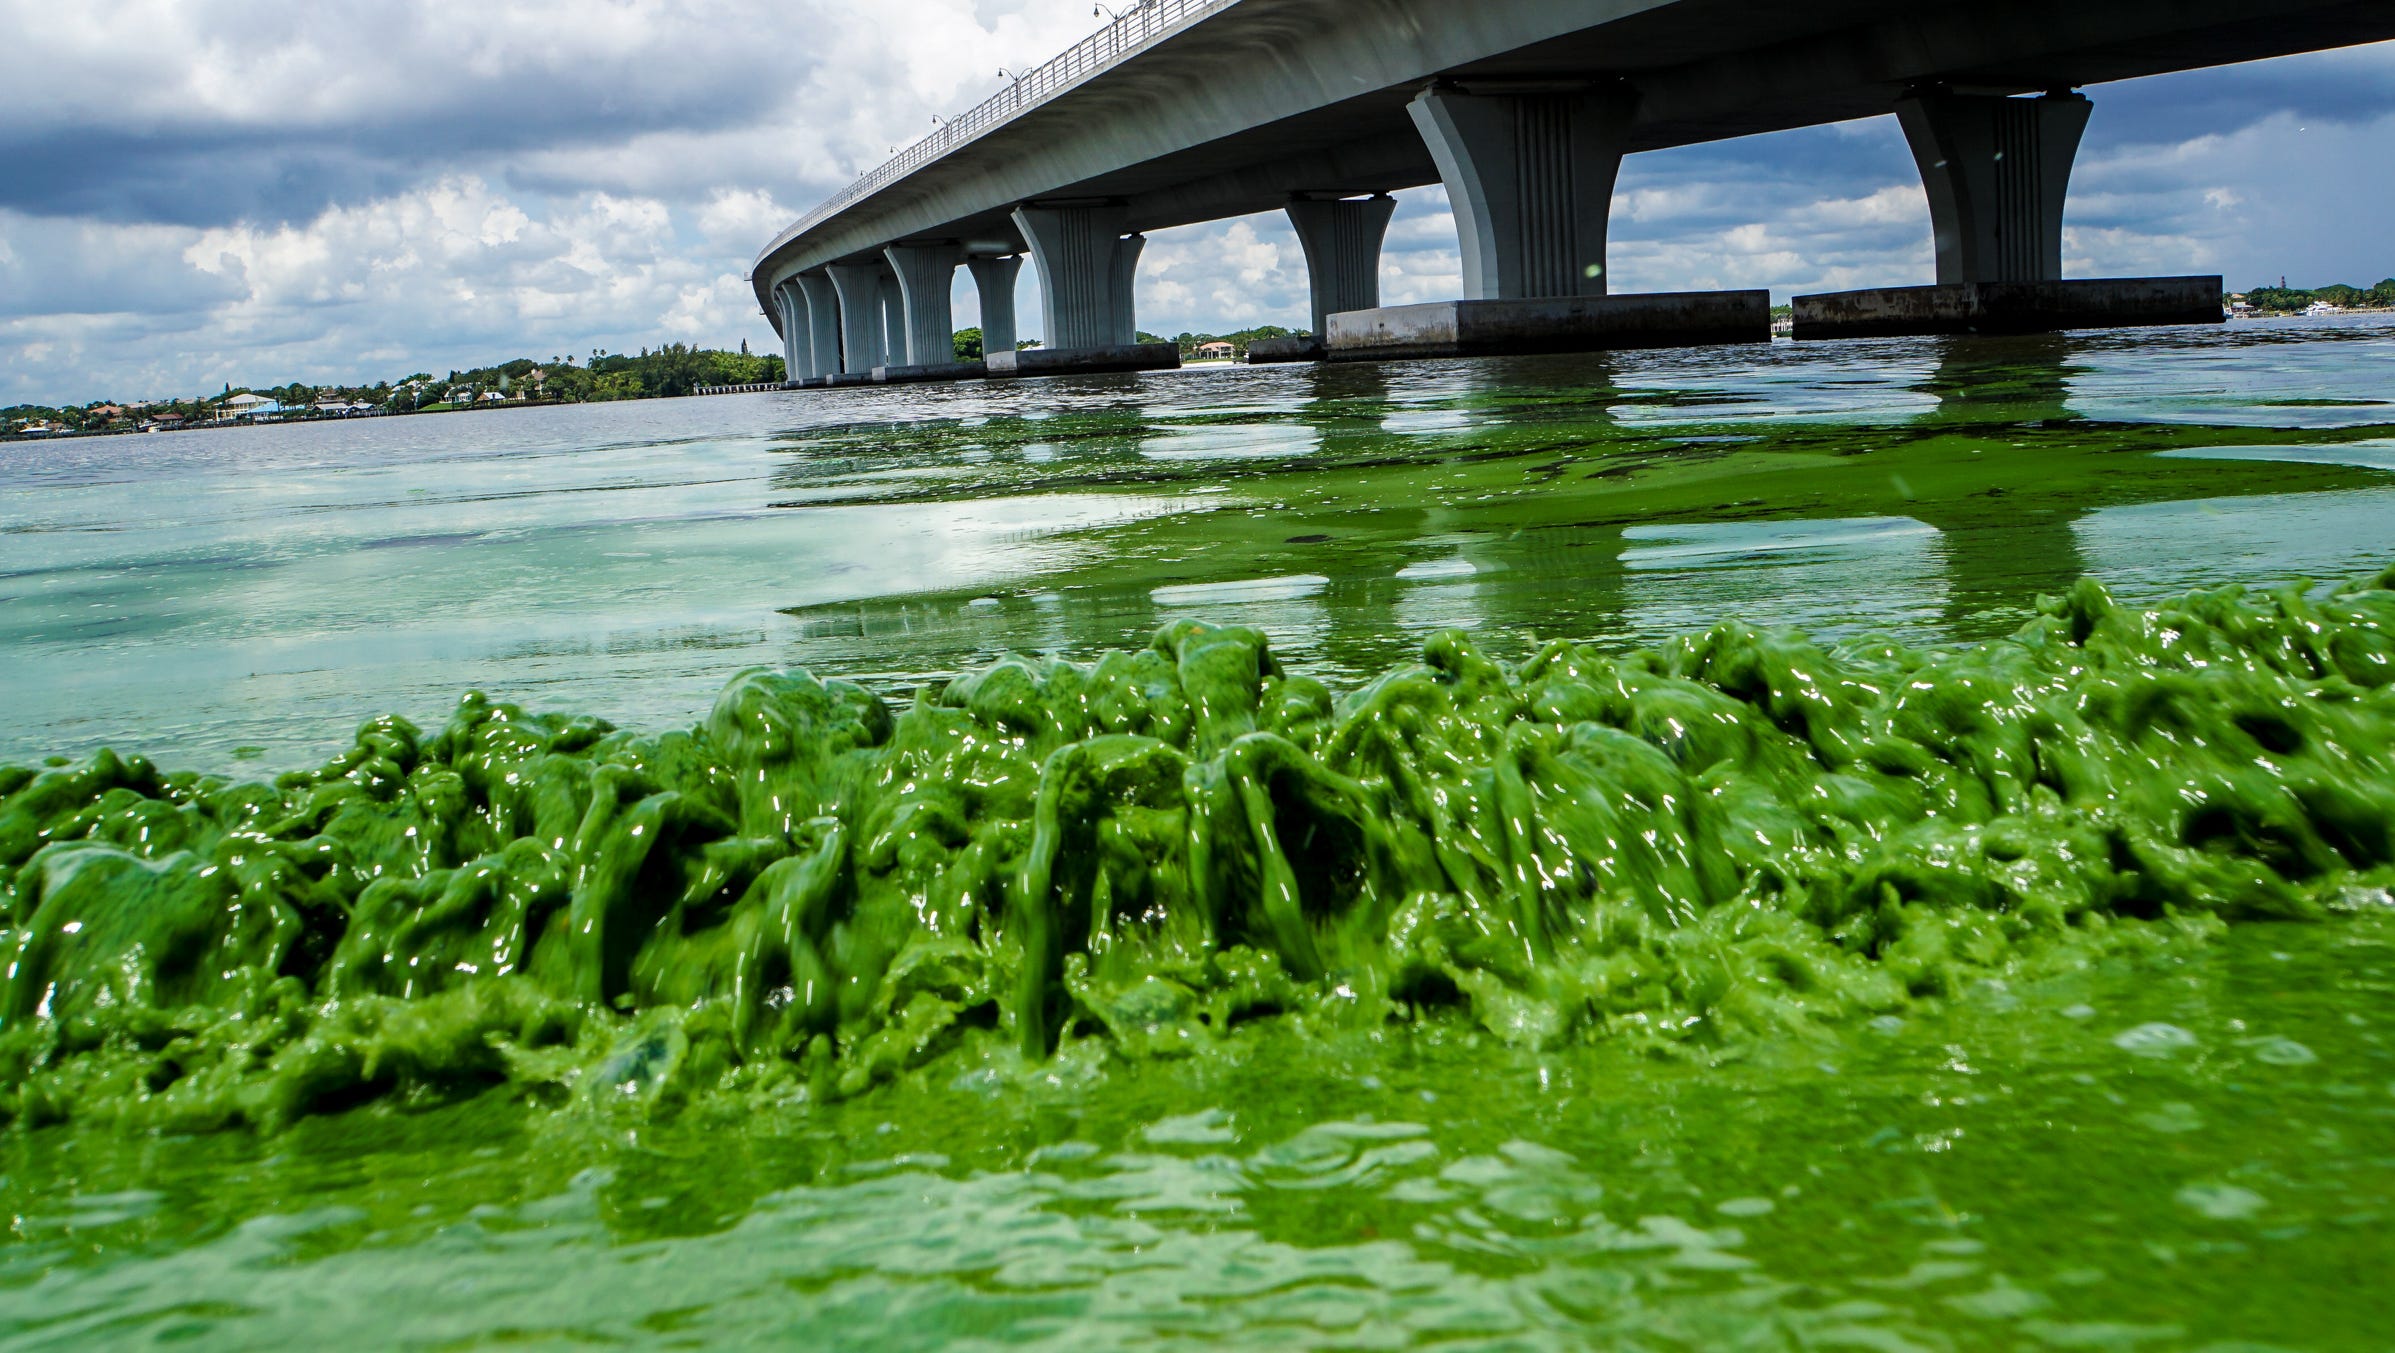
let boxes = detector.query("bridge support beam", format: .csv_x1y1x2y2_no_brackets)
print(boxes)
874,243,992,384
1408,84,1635,302
1109,234,1147,346
1325,83,1765,360
825,262,887,376
773,280,810,386
1000,204,1177,377
885,242,964,369
795,271,842,383
968,254,1022,356
1271,194,1396,361
1906,90,2090,286
876,265,907,368
1011,204,1132,349
1794,90,2221,339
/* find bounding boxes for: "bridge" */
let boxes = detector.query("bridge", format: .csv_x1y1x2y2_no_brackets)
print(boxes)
751,0,2395,384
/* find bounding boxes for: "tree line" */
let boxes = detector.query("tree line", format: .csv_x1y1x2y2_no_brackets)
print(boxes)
5,343,786,438
2238,279,2395,312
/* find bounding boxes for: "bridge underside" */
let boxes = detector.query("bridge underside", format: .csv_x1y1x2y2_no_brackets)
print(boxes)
761,0,2393,285
754,0,2394,363
1024,0,2392,252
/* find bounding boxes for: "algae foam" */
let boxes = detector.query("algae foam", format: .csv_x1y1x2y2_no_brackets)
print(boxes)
6,570,2395,1131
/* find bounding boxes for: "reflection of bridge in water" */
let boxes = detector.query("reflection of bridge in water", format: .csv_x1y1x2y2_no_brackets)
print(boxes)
775,337,2394,688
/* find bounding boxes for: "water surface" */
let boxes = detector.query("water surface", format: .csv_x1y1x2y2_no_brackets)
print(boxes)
8,319,2394,775
4,317,2394,1349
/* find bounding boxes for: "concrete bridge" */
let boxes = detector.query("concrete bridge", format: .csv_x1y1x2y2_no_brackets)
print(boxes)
751,0,2395,383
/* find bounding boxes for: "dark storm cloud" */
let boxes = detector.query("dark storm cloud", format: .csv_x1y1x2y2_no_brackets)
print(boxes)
0,130,424,228
0,0,805,227
0,78,788,228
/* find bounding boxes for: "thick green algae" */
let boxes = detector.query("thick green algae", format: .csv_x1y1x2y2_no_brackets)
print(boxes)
7,568,2395,1132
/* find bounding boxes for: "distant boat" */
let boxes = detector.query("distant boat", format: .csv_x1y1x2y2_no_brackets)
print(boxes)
2305,300,2345,316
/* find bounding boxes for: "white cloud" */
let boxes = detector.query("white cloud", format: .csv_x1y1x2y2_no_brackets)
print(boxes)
1,9,2390,405
2,177,766,400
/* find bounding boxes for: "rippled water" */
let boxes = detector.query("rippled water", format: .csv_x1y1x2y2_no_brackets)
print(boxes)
3,919,2388,1349
8,318,2394,776
4,317,2394,1348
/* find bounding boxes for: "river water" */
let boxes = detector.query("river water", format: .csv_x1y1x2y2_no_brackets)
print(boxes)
3,319,2393,1348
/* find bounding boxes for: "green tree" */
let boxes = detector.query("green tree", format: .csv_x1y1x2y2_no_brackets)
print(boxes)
953,327,984,361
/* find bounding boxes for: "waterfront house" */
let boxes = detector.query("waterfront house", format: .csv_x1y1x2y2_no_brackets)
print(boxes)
217,392,276,421
1195,340,1236,360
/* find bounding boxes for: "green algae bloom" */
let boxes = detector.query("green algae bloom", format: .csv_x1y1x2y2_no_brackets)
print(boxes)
7,568,2395,1132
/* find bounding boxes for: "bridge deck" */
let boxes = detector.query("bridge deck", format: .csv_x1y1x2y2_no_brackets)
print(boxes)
754,0,2395,322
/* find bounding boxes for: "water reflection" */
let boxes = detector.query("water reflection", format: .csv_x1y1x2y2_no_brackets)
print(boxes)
1623,517,1948,642
1901,338,2086,635
1914,333,2086,426
7,321,2394,769
2076,487,2395,603
1915,504,2088,637
774,326,2395,689
1142,424,1324,461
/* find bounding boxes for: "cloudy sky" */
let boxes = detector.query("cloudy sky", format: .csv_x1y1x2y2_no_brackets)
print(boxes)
3,0,2391,405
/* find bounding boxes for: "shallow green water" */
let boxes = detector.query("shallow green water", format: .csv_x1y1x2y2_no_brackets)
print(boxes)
4,320,2395,1348
4,918,2389,1348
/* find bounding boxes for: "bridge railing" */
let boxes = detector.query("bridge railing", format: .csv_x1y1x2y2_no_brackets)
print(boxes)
778,0,1243,249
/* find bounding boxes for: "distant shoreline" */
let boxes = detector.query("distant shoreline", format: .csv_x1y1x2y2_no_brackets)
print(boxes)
0,393,598,443
12,309,2394,444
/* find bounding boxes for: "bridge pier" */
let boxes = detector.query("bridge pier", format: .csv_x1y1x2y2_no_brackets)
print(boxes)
968,254,1022,355
1795,91,2221,338
876,265,907,367
1000,204,1178,378
1909,89,2090,288
1411,84,1632,302
884,244,960,367
1254,195,1398,364
825,262,887,379
795,271,842,384
773,280,810,387
874,243,987,383
1324,83,1767,361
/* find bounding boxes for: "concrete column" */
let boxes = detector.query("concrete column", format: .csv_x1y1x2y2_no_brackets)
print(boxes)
885,243,963,368
1286,194,1397,334
1109,233,1146,345
795,271,841,380
1012,203,1141,352
1407,84,1637,301
824,262,886,374
875,266,907,366
968,254,1022,355
1897,90,2091,285
773,280,810,383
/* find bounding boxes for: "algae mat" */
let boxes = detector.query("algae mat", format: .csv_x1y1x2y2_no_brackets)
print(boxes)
3,326,2394,1348
5,576,2395,1348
